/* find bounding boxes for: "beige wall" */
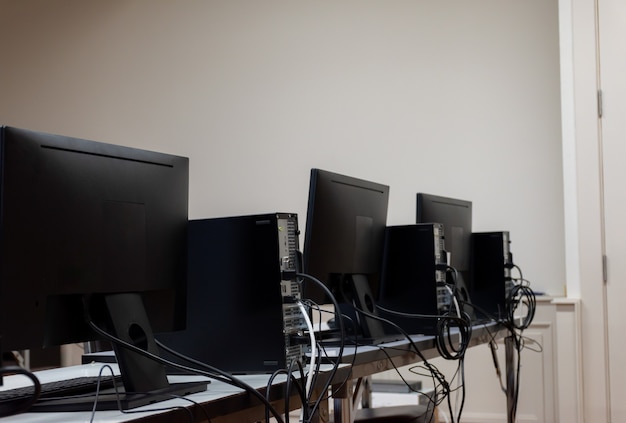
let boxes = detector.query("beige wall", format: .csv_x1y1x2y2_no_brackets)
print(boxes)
0,1,564,295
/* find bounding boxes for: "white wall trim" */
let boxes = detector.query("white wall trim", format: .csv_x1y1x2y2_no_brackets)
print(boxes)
559,0,581,299
554,298,583,423
451,411,539,423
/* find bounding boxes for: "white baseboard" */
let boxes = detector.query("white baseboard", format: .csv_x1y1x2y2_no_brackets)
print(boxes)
448,411,539,423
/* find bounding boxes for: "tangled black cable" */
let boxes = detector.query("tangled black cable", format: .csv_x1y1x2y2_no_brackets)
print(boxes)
365,338,452,423
298,300,360,422
0,366,41,417
88,365,207,423
507,284,536,330
441,267,473,360
356,267,472,423
295,272,347,423
85,316,286,422
352,307,451,386
435,311,472,361
500,264,537,422
375,283,472,362
153,339,286,422
353,304,474,423
264,359,307,423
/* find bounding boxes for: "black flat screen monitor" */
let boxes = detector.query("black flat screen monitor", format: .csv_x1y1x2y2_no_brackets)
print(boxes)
303,168,390,340
416,193,472,297
0,126,205,410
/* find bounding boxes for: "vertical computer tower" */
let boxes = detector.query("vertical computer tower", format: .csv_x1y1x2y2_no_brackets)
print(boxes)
377,224,449,335
157,213,305,374
470,231,514,320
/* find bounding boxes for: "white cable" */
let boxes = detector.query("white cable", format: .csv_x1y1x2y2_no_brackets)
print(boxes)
445,285,463,421
513,267,523,324
445,285,461,320
298,300,316,422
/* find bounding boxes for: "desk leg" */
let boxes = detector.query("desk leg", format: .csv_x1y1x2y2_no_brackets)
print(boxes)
332,377,366,423
333,379,354,423
361,376,372,409
505,335,516,423
307,386,331,423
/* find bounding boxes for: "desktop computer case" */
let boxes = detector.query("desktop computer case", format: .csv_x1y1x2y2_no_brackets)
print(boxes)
157,213,305,374
377,224,449,335
470,231,514,320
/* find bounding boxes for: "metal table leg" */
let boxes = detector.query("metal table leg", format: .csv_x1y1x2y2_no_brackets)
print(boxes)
505,335,517,423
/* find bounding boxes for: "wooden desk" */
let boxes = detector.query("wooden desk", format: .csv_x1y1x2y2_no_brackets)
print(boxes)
325,321,512,423
2,321,511,423
0,362,349,423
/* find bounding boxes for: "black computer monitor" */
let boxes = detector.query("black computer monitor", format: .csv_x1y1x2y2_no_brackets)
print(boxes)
416,193,472,301
0,126,205,410
303,168,390,341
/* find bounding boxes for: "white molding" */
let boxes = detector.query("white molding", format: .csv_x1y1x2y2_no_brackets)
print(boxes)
555,299,583,423
449,411,539,423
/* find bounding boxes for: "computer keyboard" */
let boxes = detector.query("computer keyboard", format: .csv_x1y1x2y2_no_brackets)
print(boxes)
0,374,122,404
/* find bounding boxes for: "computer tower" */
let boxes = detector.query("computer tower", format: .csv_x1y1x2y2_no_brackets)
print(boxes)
157,213,305,374
377,224,449,335
470,231,514,320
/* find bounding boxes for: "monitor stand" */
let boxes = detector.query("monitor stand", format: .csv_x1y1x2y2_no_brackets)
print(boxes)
31,293,208,412
338,274,402,345
454,271,477,321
